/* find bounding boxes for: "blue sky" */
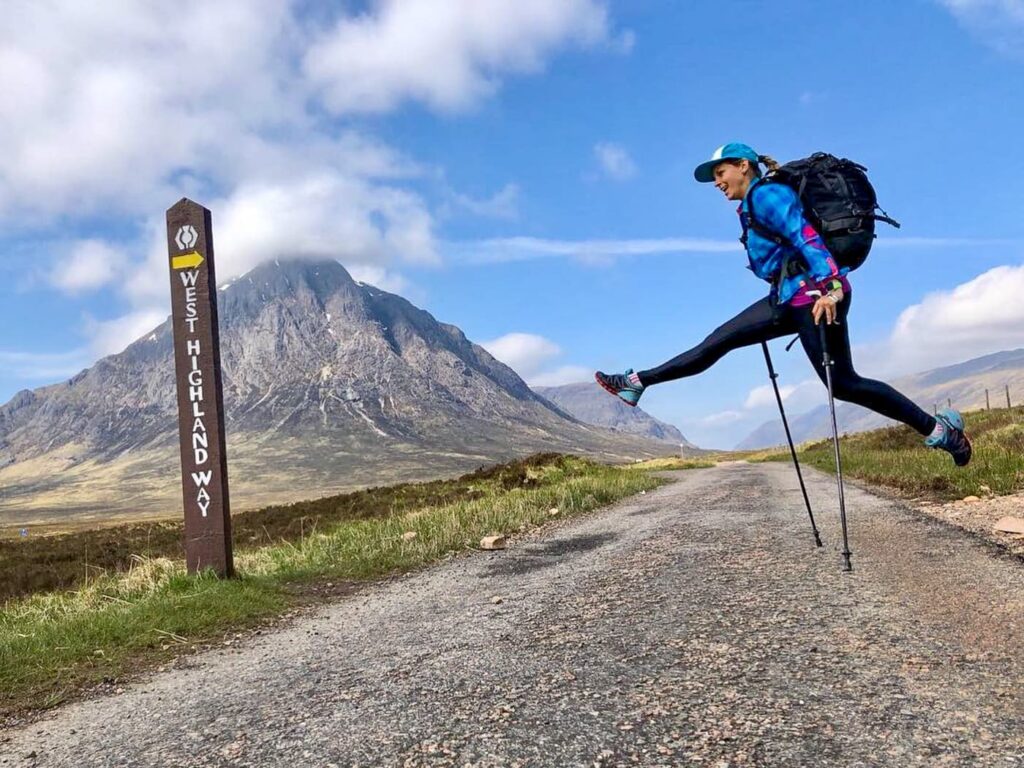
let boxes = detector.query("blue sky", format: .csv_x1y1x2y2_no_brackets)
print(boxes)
2,0,1024,449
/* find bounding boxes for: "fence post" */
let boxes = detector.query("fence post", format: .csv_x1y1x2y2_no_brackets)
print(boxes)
947,398,952,410
986,389,990,410
933,403,938,416
1008,385,1013,409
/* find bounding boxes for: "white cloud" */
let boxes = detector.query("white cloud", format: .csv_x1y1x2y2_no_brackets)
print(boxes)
4,305,169,372
1,1,628,368
119,218,178,310
692,378,822,439
874,236,1016,249
0,0,625,216
782,378,827,412
0,349,92,381
83,309,169,358
214,174,439,271
449,234,1007,267
49,240,127,294
450,183,521,220
697,410,744,427
303,0,613,114
744,383,795,410
0,0,303,223
454,236,740,264
529,365,592,387
937,0,1024,55
347,264,412,295
481,332,561,378
57,167,440,356
0,0,615,225
594,142,637,180
743,377,825,413
480,332,593,386
880,264,1024,374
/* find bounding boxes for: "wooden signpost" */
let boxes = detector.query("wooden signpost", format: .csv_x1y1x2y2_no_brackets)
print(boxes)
166,198,234,577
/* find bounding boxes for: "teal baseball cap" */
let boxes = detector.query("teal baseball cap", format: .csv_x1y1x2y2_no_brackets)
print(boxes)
693,142,760,183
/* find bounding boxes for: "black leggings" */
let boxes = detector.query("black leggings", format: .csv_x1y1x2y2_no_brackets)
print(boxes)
638,294,936,437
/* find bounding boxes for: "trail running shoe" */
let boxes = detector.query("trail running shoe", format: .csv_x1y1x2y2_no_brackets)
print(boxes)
595,368,644,407
925,408,972,467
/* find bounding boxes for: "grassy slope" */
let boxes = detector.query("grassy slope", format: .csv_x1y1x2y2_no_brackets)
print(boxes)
0,454,689,719
753,406,1024,500
0,453,607,602
622,457,716,472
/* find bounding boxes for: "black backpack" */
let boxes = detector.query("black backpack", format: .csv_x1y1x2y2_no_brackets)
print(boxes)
745,152,900,276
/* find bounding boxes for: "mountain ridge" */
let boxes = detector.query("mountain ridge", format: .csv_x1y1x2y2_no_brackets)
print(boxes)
737,347,1024,449
0,259,673,524
533,382,698,449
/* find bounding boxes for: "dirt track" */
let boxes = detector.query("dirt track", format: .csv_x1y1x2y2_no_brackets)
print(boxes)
2,462,1022,767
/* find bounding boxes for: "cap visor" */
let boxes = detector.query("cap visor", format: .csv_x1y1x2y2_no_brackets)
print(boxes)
693,160,719,183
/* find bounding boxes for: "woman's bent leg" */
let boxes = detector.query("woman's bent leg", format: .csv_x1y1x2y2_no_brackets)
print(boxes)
794,296,937,436
639,297,795,386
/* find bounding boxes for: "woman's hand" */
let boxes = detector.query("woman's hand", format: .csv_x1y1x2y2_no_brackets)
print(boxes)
812,287,844,325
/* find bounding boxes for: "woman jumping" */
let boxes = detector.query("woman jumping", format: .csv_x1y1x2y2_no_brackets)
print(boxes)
595,142,972,466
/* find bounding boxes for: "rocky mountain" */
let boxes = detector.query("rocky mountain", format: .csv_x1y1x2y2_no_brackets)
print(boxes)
0,259,675,525
533,383,699,449
737,348,1024,449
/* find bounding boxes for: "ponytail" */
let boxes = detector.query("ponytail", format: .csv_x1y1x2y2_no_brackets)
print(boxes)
758,154,781,174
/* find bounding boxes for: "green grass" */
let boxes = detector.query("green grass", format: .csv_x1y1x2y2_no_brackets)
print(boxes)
753,406,1024,500
621,456,716,472
0,454,664,718
1,452,634,602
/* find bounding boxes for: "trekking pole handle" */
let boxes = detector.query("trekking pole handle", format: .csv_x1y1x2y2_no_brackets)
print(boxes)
804,290,837,367
805,289,841,327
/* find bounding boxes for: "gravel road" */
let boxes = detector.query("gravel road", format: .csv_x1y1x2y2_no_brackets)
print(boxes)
2,462,1023,767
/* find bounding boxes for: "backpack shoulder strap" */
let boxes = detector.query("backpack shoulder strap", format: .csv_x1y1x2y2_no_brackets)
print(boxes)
745,178,790,248
744,178,807,303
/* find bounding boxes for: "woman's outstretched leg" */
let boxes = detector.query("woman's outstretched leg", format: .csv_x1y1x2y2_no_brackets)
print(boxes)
595,296,795,405
794,295,972,465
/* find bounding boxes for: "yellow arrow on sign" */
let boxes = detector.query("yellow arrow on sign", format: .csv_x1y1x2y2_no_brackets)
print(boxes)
172,251,205,270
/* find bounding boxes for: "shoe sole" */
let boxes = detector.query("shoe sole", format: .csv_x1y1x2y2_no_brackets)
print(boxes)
956,433,973,467
594,373,638,407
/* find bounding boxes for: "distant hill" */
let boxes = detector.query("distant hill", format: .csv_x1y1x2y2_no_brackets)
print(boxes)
534,382,700,451
0,259,675,525
737,348,1024,449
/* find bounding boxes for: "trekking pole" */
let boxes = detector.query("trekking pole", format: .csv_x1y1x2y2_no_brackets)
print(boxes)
809,293,853,572
761,341,822,548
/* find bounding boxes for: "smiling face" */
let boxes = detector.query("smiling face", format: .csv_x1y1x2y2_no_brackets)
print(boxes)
712,159,756,201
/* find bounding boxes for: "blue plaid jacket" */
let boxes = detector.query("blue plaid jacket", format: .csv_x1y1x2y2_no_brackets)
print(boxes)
739,179,845,304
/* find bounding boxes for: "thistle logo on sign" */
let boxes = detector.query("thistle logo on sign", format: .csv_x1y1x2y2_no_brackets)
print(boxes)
175,224,198,250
